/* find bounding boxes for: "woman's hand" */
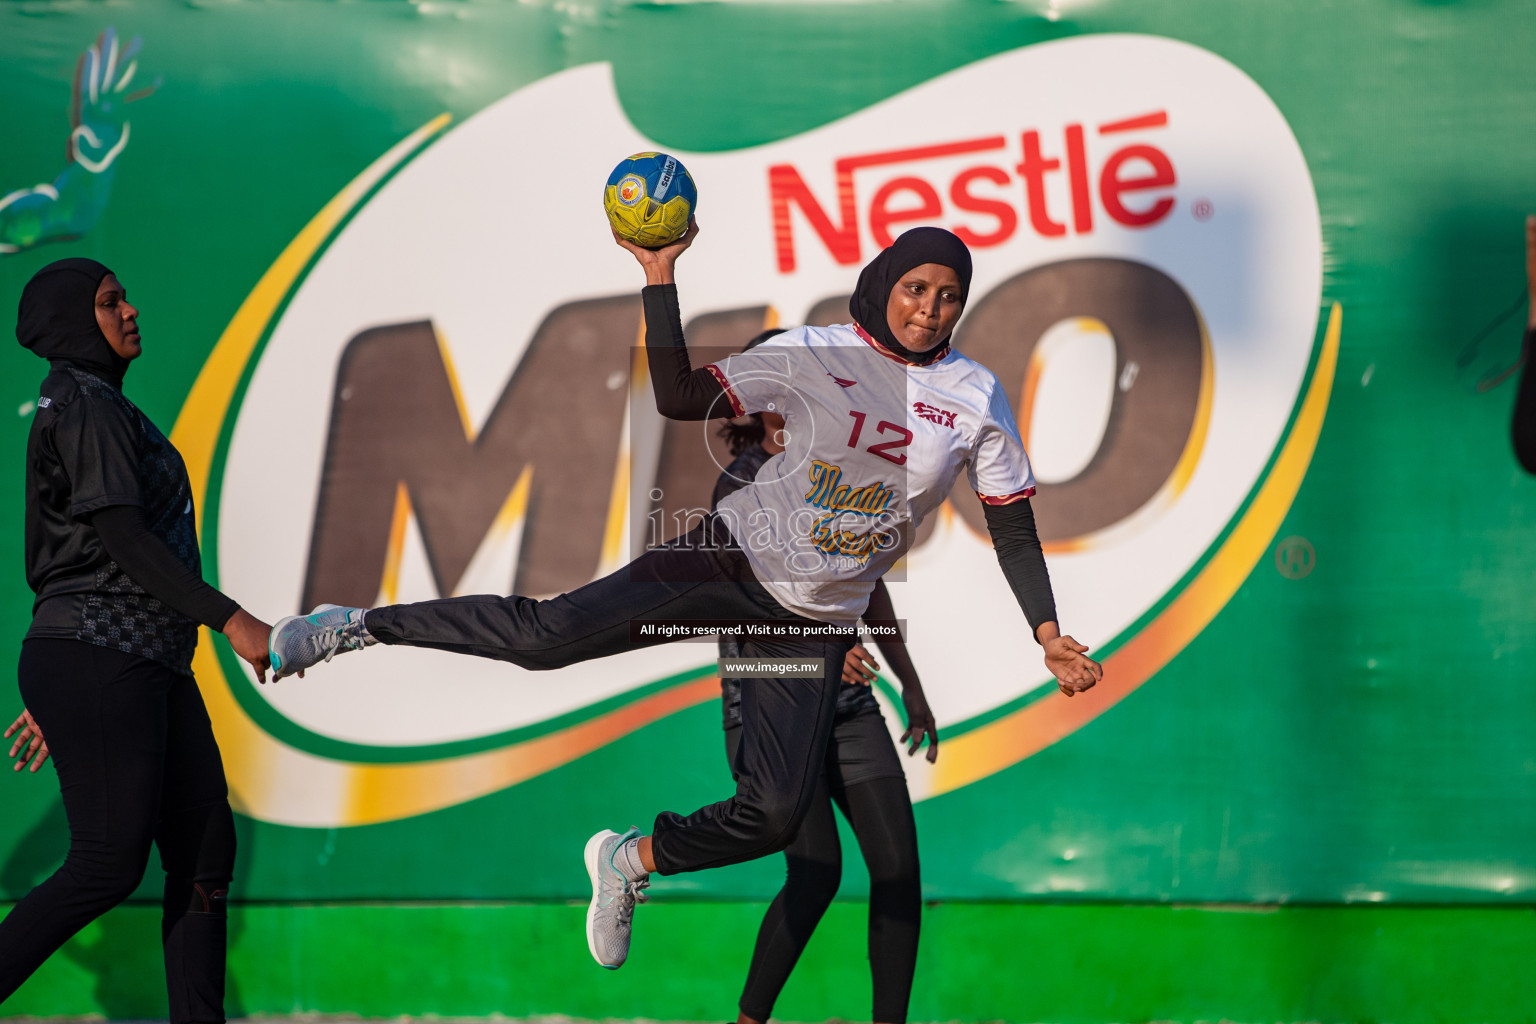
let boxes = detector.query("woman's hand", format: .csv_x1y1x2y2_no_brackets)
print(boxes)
900,686,940,763
223,608,274,683
842,644,879,686
1040,628,1103,697
5,710,49,774
613,218,699,286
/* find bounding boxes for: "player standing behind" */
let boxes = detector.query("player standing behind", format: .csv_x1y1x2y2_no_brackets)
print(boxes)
712,349,938,1024
269,224,1100,971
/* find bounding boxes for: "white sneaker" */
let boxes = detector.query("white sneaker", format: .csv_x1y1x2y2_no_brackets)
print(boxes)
584,827,648,969
269,604,371,680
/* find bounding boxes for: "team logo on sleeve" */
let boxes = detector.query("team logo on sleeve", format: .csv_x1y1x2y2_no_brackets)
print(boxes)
913,401,958,429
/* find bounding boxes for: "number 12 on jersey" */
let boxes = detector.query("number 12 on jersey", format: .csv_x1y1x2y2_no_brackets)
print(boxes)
847,410,913,466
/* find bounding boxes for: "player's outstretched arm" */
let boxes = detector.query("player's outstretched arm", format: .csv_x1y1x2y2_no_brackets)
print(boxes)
981,498,1102,696
616,221,734,420
91,505,273,681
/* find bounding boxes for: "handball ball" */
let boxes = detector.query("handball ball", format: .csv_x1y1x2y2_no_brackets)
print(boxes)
604,152,698,249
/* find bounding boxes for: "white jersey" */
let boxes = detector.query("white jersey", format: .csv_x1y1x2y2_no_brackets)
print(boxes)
706,322,1036,624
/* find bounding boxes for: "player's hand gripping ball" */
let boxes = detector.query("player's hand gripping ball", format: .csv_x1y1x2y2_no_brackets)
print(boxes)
603,152,698,249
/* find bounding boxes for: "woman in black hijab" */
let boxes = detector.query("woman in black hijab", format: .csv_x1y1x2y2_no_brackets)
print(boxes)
2,258,274,1022
272,225,1101,990
849,224,974,365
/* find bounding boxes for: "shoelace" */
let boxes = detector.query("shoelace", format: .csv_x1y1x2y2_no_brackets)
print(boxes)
614,876,649,926
305,621,367,665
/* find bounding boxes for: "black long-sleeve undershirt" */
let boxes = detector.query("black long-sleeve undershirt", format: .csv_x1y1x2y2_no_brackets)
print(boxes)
643,283,728,419
91,505,240,631
982,498,1057,641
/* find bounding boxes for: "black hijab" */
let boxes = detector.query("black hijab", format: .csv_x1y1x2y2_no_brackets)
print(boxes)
16,257,129,386
849,226,973,366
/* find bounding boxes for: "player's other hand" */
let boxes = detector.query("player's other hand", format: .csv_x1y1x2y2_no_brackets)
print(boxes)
1043,633,1102,697
223,608,274,683
5,709,49,774
842,644,879,686
900,686,940,763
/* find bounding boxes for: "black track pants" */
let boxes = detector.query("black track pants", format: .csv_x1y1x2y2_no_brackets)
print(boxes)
725,711,921,1024
0,639,235,1023
364,520,851,875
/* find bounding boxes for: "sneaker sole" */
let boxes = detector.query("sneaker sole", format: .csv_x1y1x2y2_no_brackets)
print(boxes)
268,614,306,680
584,829,621,969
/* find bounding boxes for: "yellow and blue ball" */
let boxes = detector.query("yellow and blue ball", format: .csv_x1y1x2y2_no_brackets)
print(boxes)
603,152,698,249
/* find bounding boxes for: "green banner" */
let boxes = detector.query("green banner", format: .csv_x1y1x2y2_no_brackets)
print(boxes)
2,0,1533,911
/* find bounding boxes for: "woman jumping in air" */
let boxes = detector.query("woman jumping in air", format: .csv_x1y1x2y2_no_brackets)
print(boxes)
269,224,1101,988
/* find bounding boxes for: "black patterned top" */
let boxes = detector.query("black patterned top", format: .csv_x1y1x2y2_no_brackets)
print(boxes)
24,367,208,674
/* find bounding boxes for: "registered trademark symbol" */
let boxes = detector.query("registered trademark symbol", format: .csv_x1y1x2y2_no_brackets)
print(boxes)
1192,198,1214,221
1274,535,1315,579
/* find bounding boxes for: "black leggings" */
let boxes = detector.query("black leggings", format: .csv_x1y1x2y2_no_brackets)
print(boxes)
365,519,853,876
725,711,921,1024
0,639,235,1023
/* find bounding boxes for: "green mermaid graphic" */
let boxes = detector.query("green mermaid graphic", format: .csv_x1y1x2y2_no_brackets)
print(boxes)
0,29,155,255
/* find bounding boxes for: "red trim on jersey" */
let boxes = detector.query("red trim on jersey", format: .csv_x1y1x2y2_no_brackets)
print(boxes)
977,487,1037,506
704,363,745,417
851,324,952,367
